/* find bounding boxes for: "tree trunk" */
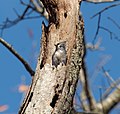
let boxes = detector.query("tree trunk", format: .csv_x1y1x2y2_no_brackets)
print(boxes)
19,0,85,114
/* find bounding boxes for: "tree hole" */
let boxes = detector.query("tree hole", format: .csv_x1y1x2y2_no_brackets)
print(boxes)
64,12,67,18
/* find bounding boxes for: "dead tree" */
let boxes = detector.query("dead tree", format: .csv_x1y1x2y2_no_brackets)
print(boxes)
19,0,85,113
0,0,120,114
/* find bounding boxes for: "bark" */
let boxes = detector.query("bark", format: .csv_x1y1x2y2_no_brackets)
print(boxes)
19,0,85,114
18,0,120,114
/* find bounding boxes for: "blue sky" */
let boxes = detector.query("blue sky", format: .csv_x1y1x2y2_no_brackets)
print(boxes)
0,0,120,114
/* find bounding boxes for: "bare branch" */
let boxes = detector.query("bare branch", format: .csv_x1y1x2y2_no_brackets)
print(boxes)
71,108,99,114
100,26,120,41
102,79,120,99
86,38,105,51
90,2,120,43
83,0,119,4
99,88,106,114
0,5,41,35
91,2,120,18
97,85,120,113
0,37,35,76
93,14,101,42
101,67,120,98
79,62,96,111
108,17,120,29
95,67,120,112
102,67,116,83
0,0,49,35
100,26,113,39
30,0,48,19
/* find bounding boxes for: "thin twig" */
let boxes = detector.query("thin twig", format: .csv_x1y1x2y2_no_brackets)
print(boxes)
100,26,113,39
100,26,120,41
102,78,120,99
0,15,40,36
93,14,101,43
101,67,120,99
99,88,105,114
0,2,43,35
108,17,120,29
91,2,120,19
102,67,120,90
102,67,115,83
21,6,30,19
90,2,120,43
30,0,48,19
0,37,35,76
20,0,41,14
83,0,119,4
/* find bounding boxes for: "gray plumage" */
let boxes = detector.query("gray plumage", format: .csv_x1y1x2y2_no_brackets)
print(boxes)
52,41,67,68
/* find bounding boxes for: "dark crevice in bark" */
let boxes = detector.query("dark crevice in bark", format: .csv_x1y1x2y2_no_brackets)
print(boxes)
64,12,67,18
41,1,59,28
29,92,33,102
40,59,44,69
68,81,71,87
33,103,35,107
40,22,49,68
50,94,59,108
47,4,57,24
19,92,33,114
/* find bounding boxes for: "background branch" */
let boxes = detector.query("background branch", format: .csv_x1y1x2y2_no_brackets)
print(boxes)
91,2,120,18
79,62,96,111
90,1,120,42
30,0,48,19
0,37,35,76
102,79,120,99
97,85,120,113
0,0,48,35
108,17,120,29
83,0,119,4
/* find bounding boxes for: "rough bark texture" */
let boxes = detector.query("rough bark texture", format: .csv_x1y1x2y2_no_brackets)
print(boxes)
18,0,120,113
19,0,85,114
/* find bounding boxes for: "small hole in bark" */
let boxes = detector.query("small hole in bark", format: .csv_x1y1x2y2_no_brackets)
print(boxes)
33,103,35,107
64,12,67,18
56,84,59,88
73,44,77,49
50,94,59,108
40,59,44,69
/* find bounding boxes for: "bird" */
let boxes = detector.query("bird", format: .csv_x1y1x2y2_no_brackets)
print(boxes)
52,41,67,68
